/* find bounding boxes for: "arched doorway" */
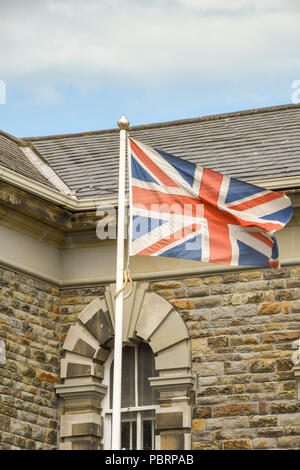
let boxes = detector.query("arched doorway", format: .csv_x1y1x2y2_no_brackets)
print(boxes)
55,282,195,450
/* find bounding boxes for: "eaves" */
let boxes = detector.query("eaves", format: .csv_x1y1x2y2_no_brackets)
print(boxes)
0,163,300,212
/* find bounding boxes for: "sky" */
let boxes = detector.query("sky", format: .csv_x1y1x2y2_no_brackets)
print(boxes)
0,0,300,137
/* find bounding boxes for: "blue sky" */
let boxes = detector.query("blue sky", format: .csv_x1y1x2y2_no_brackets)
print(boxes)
1,0,300,138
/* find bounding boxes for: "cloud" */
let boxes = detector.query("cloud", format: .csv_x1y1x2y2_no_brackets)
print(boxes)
1,0,299,91
33,83,64,105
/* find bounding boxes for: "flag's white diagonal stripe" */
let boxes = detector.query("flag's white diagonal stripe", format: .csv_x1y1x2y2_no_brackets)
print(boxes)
229,195,290,220
131,149,162,186
231,227,272,257
133,206,204,225
225,190,270,208
218,175,230,207
192,164,203,196
132,178,193,198
201,219,210,263
132,139,187,189
155,226,203,256
132,219,183,254
229,225,239,265
132,139,199,198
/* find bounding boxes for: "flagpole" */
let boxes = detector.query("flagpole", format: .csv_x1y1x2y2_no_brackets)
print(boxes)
111,114,130,450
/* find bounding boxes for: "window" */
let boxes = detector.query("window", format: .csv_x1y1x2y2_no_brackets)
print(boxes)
102,342,158,450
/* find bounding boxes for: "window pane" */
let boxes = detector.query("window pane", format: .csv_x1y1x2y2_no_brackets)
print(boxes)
138,343,158,406
121,421,130,450
121,346,135,407
121,419,137,450
143,420,153,450
110,346,135,408
132,421,137,450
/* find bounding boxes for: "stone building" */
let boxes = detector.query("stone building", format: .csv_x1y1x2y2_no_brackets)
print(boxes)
0,103,300,450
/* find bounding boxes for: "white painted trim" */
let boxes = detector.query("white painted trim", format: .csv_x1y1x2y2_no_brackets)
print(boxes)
106,406,158,413
21,146,76,197
0,164,299,212
251,176,300,190
0,164,118,210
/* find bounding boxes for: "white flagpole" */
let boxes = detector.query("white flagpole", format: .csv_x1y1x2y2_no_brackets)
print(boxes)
111,115,130,450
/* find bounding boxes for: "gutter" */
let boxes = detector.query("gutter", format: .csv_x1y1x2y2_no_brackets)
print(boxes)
0,164,118,210
0,164,299,212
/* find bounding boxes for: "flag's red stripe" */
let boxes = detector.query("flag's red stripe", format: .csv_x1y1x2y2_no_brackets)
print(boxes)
132,186,283,232
132,186,201,216
136,223,201,256
268,260,280,268
198,168,233,263
199,168,223,204
248,231,274,248
227,191,284,211
207,220,232,264
130,139,179,188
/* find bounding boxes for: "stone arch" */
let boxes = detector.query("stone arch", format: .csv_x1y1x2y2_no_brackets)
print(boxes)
55,282,195,450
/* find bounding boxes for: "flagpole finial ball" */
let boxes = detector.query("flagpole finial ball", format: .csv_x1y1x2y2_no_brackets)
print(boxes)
117,115,130,130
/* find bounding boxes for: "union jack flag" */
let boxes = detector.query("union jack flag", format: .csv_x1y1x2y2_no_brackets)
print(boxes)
129,138,293,268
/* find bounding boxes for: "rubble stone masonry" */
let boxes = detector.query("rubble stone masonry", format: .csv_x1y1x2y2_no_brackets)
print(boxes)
151,266,300,450
1,264,300,450
0,266,60,450
0,265,105,450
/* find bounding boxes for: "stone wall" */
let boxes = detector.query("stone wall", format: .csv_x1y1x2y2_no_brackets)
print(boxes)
0,266,60,450
1,263,300,450
151,266,300,450
0,268,106,450
0,267,107,451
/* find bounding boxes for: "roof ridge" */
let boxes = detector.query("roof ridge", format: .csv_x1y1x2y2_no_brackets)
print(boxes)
0,129,23,144
22,102,300,142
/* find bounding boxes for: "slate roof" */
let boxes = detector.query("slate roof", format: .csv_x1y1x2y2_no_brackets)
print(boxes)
0,132,57,190
1,103,300,200
25,103,300,199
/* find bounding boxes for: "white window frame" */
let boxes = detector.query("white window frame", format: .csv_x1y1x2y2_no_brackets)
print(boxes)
101,346,158,450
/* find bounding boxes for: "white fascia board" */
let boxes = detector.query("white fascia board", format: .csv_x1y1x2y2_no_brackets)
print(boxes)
0,164,299,211
251,176,300,189
0,165,118,210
